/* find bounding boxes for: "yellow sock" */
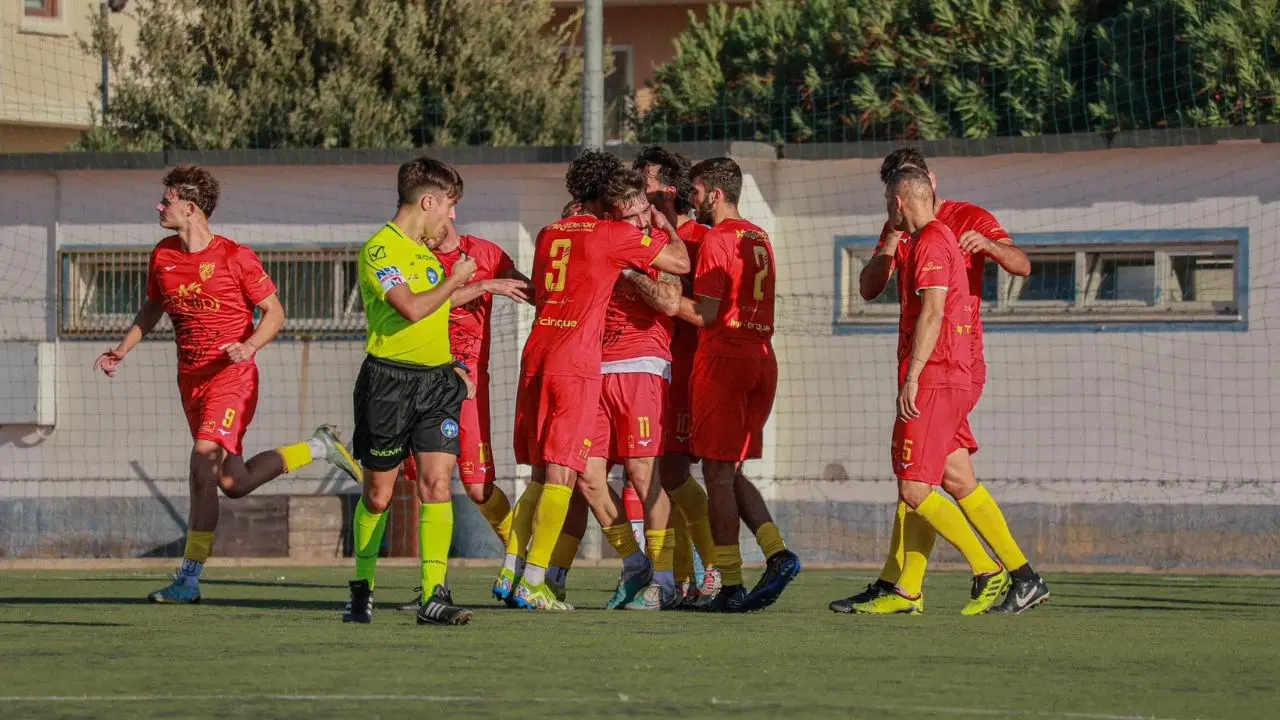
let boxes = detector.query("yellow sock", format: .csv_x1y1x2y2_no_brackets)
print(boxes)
351,498,387,589
418,502,453,593
277,442,314,473
915,492,1000,576
505,481,544,559
549,532,581,570
645,528,675,573
713,545,744,586
878,501,908,585
526,484,572,569
183,530,215,564
673,520,694,584
896,510,937,596
754,521,787,559
477,486,513,546
669,476,717,563
958,485,1028,571
601,523,642,558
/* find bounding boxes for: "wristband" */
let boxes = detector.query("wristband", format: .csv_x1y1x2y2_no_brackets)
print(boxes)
454,359,470,374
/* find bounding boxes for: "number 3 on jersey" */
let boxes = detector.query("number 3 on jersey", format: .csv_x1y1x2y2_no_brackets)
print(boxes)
545,238,572,291
752,244,771,300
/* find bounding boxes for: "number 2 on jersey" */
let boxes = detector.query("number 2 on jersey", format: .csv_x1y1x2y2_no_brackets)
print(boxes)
752,244,771,300
545,238,572,292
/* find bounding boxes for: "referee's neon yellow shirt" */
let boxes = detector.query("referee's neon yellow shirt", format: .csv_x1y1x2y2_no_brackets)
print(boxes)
358,222,454,367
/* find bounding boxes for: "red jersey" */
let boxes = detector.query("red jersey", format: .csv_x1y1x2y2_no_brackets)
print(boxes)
521,215,666,378
669,219,709,364
433,234,515,372
693,218,775,358
877,199,1010,382
602,227,675,363
146,235,276,375
896,220,973,389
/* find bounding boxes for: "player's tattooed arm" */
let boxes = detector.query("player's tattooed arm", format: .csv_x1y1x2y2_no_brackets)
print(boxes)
623,269,681,316
95,298,165,376
959,231,1030,277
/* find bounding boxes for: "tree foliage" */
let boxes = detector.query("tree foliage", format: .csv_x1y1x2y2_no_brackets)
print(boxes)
78,0,586,150
640,0,1280,143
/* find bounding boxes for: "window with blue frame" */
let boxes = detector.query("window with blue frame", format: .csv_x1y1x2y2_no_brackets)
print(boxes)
834,229,1246,329
59,247,364,338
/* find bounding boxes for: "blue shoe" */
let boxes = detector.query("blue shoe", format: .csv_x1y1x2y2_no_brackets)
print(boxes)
740,550,801,612
492,568,517,605
148,577,201,604
605,560,653,610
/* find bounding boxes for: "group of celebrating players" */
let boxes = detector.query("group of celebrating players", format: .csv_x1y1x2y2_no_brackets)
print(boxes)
97,143,1050,624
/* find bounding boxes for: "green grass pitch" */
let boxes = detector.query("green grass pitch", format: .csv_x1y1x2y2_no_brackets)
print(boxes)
0,568,1275,719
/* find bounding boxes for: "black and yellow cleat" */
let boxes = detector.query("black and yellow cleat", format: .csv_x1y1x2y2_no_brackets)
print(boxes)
961,569,1010,616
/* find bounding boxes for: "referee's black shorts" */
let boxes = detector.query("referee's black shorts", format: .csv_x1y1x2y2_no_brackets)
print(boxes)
352,355,468,471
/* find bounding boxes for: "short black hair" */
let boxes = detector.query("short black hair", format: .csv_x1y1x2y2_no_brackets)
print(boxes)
879,147,928,185
566,148,624,203
398,156,462,206
633,145,694,215
689,157,742,204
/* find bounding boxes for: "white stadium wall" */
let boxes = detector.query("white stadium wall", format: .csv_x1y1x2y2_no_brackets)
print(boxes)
1,143,1277,566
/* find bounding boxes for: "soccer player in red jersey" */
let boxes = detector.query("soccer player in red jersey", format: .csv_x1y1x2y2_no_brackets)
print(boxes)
502,151,690,611
831,149,1050,615
94,164,360,604
676,158,801,613
635,146,723,607
845,167,1009,616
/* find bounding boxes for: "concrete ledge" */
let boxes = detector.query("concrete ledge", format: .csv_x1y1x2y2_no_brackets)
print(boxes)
2,496,1278,570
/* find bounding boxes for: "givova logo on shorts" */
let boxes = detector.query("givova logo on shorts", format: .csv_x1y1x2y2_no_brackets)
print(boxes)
441,419,459,439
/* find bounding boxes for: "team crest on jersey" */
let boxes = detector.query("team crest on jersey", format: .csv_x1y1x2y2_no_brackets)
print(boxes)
426,268,440,284
441,419,460,439
199,262,216,281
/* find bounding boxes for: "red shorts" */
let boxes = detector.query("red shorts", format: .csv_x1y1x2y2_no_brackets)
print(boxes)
665,350,695,455
690,353,777,463
891,386,970,485
179,361,258,456
591,372,668,460
513,373,601,474
457,367,495,485
952,381,984,456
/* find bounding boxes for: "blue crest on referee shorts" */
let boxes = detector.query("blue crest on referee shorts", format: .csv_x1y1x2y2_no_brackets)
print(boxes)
427,267,440,284
441,419,460,439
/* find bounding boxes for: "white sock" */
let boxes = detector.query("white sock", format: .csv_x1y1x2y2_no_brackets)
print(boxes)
523,564,547,587
179,559,203,587
622,551,647,574
502,553,520,573
305,438,326,459
654,570,676,591
547,566,569,586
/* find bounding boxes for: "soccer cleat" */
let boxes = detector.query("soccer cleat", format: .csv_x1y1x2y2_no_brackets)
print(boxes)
675,581,700,610
492,568,518,606
990,574,1051,615
343,579,374,623
961,569,1011,616
622,582,681,611
850,588,924,615
547,576,568,603
513,580,574,611
416,585,474,626
148,577,201,604
698,583,747,613
828,580,897,613
313,424,362,484
691,566,723,611
605,559,654,610
740,549,802,612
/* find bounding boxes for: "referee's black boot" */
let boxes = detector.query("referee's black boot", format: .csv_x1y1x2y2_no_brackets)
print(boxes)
417,585,474,626
343,579,373,624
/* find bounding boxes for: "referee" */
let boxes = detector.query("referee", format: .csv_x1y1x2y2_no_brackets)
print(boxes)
342,156,478,626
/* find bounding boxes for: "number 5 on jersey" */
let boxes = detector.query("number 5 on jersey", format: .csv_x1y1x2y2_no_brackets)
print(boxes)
753,244,771,300
545,238,572,291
